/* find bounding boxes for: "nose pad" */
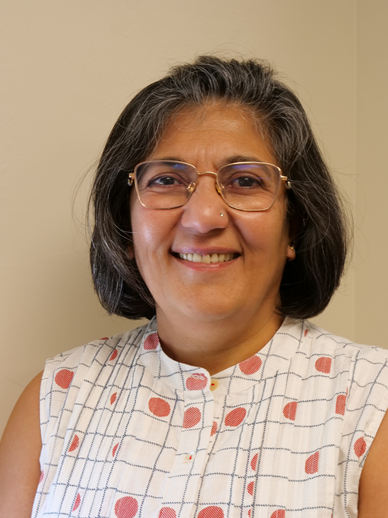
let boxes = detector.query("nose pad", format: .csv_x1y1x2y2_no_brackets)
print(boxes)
187,182,196,194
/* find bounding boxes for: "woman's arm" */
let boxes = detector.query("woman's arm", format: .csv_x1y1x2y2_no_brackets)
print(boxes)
0,371,43,518
358,408,388,517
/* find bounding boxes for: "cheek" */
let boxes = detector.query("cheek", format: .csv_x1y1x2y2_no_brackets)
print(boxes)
130,201,174,262
238,212,289,254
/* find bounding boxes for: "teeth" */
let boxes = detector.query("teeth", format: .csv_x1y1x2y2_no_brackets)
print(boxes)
178,252,236,263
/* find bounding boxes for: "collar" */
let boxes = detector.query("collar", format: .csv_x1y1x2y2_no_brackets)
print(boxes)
138,316,306,396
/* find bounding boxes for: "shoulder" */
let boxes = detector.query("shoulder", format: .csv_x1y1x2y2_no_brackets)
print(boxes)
283,318,388,387
304,320,388,406
43,321,151,385
303,319,388,366
304,320,388,453
40,321,153,435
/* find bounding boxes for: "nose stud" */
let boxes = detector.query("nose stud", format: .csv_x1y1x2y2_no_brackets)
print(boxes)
220,213,224,217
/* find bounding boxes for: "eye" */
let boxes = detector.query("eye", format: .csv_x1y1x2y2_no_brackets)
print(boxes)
231,174,264,188
149,175,183,186
136,161,197,193
224,172,266,190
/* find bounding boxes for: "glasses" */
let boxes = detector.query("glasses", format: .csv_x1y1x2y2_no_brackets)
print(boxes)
128,160,291,212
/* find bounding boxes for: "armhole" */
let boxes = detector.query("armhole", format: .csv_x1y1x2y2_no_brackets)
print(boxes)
362,358,388,467
39,359,53,450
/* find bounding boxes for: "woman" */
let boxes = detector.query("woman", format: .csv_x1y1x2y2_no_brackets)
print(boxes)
1,56,387,518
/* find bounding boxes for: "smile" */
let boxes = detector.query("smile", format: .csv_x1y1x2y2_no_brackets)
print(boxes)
177,253,238,264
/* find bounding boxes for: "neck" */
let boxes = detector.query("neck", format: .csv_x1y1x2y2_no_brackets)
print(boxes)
156,306,284,375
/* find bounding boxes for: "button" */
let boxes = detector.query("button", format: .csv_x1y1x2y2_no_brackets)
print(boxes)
184,451,196,463
210,379,219,391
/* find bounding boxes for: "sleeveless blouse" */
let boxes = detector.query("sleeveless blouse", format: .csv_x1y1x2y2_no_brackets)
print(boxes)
32,317,388,518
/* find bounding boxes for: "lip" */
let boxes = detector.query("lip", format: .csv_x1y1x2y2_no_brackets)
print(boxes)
172,252,240,271
171,247,240,255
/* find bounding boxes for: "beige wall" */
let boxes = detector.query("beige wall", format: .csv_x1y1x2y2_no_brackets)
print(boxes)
1,0,386,436
355,1,388,345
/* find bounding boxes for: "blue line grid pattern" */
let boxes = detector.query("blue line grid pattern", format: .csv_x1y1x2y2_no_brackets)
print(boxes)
32,318,388,518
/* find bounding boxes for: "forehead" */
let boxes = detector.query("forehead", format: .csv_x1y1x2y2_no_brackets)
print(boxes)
148,102,276,166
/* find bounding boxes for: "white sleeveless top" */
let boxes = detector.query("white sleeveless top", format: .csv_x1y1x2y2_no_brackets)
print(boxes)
32,317,388,518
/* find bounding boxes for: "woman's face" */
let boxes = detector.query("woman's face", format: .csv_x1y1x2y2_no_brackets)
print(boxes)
130,103,295,324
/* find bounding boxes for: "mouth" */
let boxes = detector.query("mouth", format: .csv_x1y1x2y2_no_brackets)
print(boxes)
175,252,239,264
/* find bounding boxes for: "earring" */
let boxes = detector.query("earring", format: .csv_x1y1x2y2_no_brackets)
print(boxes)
290,241,296,251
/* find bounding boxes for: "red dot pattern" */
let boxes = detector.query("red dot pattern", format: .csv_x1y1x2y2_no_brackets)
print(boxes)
225,407,246,427
114,496,139,518
55,369,74,389
305,451,319,474
144,333,159,350
270,511,285,518
68,435,80,452
158,508,177,518
110,350,118,361
239,356,262,375
354,437,367,457
186,373,208,391
304,329,308,337
315,357,332,374
183,407,201,429
38,321,385,516
335,394,346,415
250,453,258,471
148,397,171,418
73,493,81,511
112,443,119,457
100,337,109,340
283,402,297,421
198,506,224,518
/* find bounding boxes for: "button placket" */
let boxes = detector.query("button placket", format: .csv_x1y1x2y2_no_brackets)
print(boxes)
161,386,214,508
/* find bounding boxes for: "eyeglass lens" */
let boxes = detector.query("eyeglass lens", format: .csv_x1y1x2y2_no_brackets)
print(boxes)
134,160,281,211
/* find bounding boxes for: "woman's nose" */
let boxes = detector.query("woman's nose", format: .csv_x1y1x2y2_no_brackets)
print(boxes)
179,175,229,234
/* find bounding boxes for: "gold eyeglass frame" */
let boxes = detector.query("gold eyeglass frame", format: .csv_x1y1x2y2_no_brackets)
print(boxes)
128,160,291,212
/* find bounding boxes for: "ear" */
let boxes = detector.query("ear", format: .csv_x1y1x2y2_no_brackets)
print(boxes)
287,242,296,262
286,213,300,262
128,245,135,260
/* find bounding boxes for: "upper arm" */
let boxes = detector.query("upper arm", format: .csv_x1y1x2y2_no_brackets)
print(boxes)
0,371,43,518
358,408,388,517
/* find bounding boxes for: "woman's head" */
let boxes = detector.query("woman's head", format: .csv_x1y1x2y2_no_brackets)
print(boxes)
129,103,295,326
90,55,349,320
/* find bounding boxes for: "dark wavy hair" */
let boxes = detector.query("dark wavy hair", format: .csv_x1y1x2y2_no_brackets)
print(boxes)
89,55,349,320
